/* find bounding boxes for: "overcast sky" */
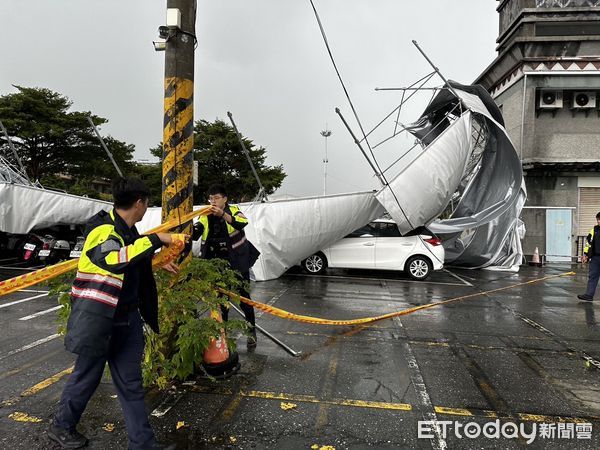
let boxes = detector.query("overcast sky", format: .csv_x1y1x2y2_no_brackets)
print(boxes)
1,0,498,198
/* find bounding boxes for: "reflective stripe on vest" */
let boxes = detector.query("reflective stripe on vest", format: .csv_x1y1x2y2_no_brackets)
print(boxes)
73,209,126,308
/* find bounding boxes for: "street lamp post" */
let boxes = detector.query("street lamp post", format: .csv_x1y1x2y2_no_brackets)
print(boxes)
320,129,332,195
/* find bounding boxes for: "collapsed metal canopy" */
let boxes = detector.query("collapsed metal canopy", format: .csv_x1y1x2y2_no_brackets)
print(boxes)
373,81,526,271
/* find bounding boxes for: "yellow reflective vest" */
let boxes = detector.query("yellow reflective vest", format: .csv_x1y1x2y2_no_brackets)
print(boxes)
65,209,163,357
584,225,599,257
196,204,257,273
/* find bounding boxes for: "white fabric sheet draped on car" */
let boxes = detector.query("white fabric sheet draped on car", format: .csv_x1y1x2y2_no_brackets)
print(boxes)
240,192,385,281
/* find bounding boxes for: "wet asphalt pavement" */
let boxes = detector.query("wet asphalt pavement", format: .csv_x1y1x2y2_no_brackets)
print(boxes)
0,260,599,449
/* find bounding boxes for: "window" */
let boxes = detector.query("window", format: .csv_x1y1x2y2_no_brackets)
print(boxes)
345,224,377,238
374,222,402,238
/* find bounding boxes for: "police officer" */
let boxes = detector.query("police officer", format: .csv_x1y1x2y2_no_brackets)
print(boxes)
578,211,600,302
49,177,179,449
193,184,259,349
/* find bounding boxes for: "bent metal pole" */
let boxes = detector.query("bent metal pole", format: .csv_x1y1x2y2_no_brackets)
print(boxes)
227,111,267,201
228,302,302,358
87,116,124,177
161,0,197,261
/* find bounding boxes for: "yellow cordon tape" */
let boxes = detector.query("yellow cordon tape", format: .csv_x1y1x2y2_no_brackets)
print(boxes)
218,271,576,326
0,207,210,298
0,259,78,297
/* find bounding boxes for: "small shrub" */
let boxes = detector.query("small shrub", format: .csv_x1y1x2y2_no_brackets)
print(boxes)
144,258,247,388
50,258,247,389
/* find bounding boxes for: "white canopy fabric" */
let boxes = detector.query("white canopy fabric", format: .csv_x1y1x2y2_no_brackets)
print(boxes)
138,192,384,281
0,182,111,234
241,192,384,281
375,112,472,234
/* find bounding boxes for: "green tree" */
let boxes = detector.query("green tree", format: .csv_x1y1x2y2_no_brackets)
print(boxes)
151,119,286,203
130,161,163,206
0,86,133,186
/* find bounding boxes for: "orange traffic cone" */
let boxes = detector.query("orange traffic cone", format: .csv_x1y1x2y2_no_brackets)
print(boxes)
201,310,240,378
529,247,543,267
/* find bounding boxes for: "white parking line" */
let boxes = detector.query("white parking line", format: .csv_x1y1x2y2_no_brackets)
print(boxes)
0,257,18,263
151,393,184,418
19,305,63,321
384,283,447,450
0,334,61,361
0,265,43,271
0,293,49,309
256,285,292,319
16,289,50,294
443,269,474,287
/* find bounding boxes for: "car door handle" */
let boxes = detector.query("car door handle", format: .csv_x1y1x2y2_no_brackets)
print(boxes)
363,242,374,246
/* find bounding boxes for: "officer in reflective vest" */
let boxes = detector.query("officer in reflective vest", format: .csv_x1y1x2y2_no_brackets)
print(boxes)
193,184,259,349
49,177,179,450
578,211,600,302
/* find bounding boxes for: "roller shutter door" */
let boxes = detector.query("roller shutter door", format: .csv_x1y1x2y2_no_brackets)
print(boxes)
579,187,600,236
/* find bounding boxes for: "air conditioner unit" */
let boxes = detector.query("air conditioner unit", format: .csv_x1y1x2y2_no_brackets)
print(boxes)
572,92,596,109
538,90,563,109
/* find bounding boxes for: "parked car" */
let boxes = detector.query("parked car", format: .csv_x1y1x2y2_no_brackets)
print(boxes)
301,219,444,280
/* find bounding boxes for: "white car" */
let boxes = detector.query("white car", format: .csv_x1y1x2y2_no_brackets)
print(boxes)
301,219,444,280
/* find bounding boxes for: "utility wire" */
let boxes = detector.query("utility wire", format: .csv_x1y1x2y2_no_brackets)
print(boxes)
307,0,414,229
307,1,446,265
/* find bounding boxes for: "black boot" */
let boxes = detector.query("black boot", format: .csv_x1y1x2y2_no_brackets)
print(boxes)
48,423,88,449
247,329,257,350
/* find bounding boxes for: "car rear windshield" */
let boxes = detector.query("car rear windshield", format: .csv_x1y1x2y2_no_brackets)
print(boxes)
403,226,432,237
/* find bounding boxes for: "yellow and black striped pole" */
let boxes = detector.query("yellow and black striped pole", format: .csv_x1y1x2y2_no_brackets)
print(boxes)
162,0,196,262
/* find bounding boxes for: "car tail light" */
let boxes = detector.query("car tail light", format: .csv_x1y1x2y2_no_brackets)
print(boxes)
42,242,50,250
424,237,442,246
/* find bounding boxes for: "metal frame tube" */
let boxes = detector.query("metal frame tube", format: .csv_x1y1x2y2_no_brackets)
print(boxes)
229,302,302,357
227,111,267,201
0,120,32,184
87,117,124,177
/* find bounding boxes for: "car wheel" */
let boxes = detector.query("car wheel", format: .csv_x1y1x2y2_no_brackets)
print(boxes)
405,256,432,280
302,253,327,275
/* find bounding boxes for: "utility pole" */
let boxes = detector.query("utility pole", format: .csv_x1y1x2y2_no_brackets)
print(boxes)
320,128,331,195
160,0,197,258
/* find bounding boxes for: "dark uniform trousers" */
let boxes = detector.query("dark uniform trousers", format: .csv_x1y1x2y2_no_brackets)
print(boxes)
220,270,256,329
54,310,155,449
586,257,600,299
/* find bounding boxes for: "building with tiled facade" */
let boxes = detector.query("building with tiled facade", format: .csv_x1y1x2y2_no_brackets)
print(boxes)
475,0,600,262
